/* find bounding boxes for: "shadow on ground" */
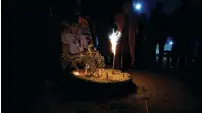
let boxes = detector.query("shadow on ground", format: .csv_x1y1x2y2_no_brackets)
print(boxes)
33,69,200,113
60,72,137,101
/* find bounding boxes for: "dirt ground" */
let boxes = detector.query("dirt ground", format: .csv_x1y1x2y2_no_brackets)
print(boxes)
34,71,199,113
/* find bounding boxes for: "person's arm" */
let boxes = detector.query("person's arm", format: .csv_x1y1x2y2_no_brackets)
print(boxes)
61,33,65,43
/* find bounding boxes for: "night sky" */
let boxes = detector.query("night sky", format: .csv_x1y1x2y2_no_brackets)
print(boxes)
48,0,183,20
154,0,182,14
136,0,182,16
83,0,183,18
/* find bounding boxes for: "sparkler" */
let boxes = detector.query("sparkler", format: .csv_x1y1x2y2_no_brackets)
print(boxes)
109,29,121,69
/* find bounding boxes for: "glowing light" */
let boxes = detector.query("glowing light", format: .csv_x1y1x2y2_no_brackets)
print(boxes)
135,3,141,10
133,3,142,11
169,41,173,45
109,29,121,55
73,71,80,76
96,36,99,48
109,29,121,69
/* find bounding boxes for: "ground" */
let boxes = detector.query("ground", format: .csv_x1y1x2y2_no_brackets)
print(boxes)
34,70,199,113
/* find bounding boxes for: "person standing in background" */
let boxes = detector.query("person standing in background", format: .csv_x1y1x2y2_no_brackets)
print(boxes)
114,0,138,71
149,2,169,68
170,0,200,70
74,0,96,48
136,13,149,68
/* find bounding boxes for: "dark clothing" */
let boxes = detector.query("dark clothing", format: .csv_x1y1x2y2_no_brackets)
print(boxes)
120,13,130,54
150,9,169,37
115,14,132,70
193,8,202,70
170,5,199,69
149,9,169,67
95,18,112,64
136,14,148,68
115,43,131,70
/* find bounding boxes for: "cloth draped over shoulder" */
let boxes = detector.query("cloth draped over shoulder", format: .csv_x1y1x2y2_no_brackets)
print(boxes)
114,12,138,62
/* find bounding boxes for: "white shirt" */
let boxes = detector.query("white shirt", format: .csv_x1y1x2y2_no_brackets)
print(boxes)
80,27,93,49
61,33,84,55
61,26,93,55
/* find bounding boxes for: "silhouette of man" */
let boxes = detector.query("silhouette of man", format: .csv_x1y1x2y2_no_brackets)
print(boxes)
149,2,169,68
171,0,199,69
136,13,148,68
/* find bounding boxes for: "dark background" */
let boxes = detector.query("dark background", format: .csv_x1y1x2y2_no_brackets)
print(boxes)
2,0,190,112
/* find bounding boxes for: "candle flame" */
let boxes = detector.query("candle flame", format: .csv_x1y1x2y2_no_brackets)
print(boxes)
109,29,121,55
73,71,80,76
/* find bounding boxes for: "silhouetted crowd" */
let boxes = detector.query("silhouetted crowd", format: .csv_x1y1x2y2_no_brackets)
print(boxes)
146,0,201,71
94,0,202,72
58,0,202,72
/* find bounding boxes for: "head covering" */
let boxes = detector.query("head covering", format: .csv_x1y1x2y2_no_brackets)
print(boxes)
78,16,89,28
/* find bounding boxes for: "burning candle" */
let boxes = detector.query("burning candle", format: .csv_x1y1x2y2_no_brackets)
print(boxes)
73,71,80,76
85,64,89,75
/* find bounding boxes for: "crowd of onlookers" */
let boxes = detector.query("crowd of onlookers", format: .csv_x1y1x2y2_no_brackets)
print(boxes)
91,0,202,72
141,0,201,71
60,0,202,72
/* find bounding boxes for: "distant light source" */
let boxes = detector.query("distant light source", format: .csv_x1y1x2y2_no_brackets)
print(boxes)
96,36,99,48
133,2,142,12
135,3,141,10
169,41,173,45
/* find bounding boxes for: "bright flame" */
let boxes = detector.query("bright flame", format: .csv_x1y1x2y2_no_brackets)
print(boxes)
73,71,80,76
109,29,121,55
